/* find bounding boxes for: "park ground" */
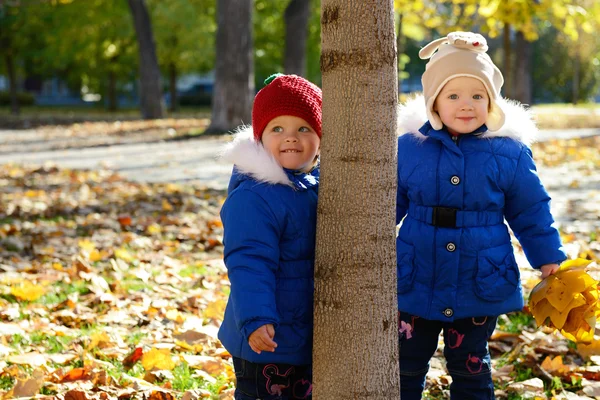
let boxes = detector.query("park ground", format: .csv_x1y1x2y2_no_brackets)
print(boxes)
0,105,599,399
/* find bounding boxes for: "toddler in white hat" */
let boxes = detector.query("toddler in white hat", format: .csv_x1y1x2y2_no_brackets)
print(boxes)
395,31,566,400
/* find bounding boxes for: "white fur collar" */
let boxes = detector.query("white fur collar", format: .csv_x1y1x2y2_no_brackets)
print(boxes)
220,126,293,186
398,94,537,146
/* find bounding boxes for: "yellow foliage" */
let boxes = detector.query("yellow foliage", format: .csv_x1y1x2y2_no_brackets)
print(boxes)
114,248,134,262
141,348,177,371
11,281,46,302
529,259,600,344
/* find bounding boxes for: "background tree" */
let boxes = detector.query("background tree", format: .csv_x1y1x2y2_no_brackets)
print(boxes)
0,3,23,115
284,0,310,76
205,0,253,134
127,0,164,119
149,0,216,111
40,0,137,111
313,1,399,399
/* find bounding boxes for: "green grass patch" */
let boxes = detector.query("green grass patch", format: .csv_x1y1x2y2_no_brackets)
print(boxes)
125,330,147,346
179,264,209,279
171,363,204,392
0,375,15,391
120,280,154,293
29,331,73,353
497,312,536,334
38,279,92,305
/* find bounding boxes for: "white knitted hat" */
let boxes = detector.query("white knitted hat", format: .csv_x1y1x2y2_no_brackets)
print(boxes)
419,31,505,131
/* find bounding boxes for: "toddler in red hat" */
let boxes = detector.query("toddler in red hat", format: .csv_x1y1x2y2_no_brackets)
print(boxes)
218,74,322,400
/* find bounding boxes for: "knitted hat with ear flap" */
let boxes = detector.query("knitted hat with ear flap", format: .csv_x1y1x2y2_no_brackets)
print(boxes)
419,31,506,131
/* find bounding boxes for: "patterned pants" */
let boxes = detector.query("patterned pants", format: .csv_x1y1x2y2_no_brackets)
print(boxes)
398,312,498,400
232,357,312,400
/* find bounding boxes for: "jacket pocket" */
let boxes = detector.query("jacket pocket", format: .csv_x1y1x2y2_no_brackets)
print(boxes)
397,238,416,294
475,243,519,301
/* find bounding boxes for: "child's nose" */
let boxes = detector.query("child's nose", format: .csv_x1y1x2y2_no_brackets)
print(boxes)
460,101,474,110
284,134,298,142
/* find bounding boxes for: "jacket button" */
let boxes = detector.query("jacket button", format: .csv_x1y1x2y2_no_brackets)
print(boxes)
451,176,460,185
443,308,454,317
446,242,456,252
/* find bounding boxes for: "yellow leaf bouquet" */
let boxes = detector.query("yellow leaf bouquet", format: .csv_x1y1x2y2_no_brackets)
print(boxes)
528,259,600,344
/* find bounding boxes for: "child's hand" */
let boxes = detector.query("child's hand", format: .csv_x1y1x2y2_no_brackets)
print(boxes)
248,324,277,354
540,263,560,279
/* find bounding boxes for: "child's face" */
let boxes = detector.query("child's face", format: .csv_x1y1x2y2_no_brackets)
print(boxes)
433,76,490,135
261,115,320,172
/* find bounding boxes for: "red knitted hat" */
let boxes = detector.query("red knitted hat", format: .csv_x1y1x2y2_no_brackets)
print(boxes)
252,74,322,141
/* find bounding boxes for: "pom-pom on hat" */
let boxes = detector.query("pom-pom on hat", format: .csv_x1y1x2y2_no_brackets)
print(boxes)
419,31,506,131
252,73,322,141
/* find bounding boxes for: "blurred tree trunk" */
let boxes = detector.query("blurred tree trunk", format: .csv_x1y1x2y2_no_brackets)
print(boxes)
205,0,253,134
514,31,532,105
128,0,165,119
169,63,178,112
284,0,310,76
107,70,117,112
5,52,19,116
572,56,580,104
313,1,399,399
503,23,512,98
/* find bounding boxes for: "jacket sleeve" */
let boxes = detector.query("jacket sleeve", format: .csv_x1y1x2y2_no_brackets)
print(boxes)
504,146,567,268
221,188,281,340
397,140,409,224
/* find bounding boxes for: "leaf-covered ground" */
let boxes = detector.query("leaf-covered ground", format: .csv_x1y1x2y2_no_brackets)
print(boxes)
0,133,599,400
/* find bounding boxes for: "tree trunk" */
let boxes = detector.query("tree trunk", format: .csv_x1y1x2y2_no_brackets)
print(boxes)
314,1,399,399
127,0,165,119
396,11,404,94
205,0,253,134
514,31,532,105
107,70,117,112
284,0,310,76
5,52,19,116
169,63,178,112
503,23,511,98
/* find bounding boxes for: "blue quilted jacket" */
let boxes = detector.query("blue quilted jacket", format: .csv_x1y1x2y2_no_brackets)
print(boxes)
218,127,318,365
396,97,566,322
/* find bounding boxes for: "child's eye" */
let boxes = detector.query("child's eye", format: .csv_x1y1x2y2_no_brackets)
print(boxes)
299,126,311,132
272,126,283,132
448,94,458,100
473,94,484,100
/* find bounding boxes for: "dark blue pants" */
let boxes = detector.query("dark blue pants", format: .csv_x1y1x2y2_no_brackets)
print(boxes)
398,312,497,400
232,357,312,400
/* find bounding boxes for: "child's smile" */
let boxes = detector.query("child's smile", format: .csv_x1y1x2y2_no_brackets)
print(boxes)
434,76,490,135
261,115,320,172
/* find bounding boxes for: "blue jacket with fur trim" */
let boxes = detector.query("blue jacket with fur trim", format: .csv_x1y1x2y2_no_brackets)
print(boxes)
218,127,318,365
396,96,566,321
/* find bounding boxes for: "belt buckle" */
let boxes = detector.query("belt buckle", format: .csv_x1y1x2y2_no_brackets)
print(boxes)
432,207,457,228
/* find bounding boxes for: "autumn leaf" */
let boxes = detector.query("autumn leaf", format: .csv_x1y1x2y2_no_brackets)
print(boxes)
141,348,177,371
60,367,92,383
8,369,45,398
123,347,144,370
529,259,600,343
10,281,46,301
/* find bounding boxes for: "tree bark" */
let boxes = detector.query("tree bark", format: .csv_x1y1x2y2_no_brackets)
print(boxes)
514,31,532,105
284,0,310,76
127,0,165,119
5,52,19,116
314,1,399,399
169,63,178,112
205,0,253,134
396,11,404,93
503,23,512,98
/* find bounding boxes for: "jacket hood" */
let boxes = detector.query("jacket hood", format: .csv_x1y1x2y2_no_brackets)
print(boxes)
397,94,537,146
220,126,319,192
